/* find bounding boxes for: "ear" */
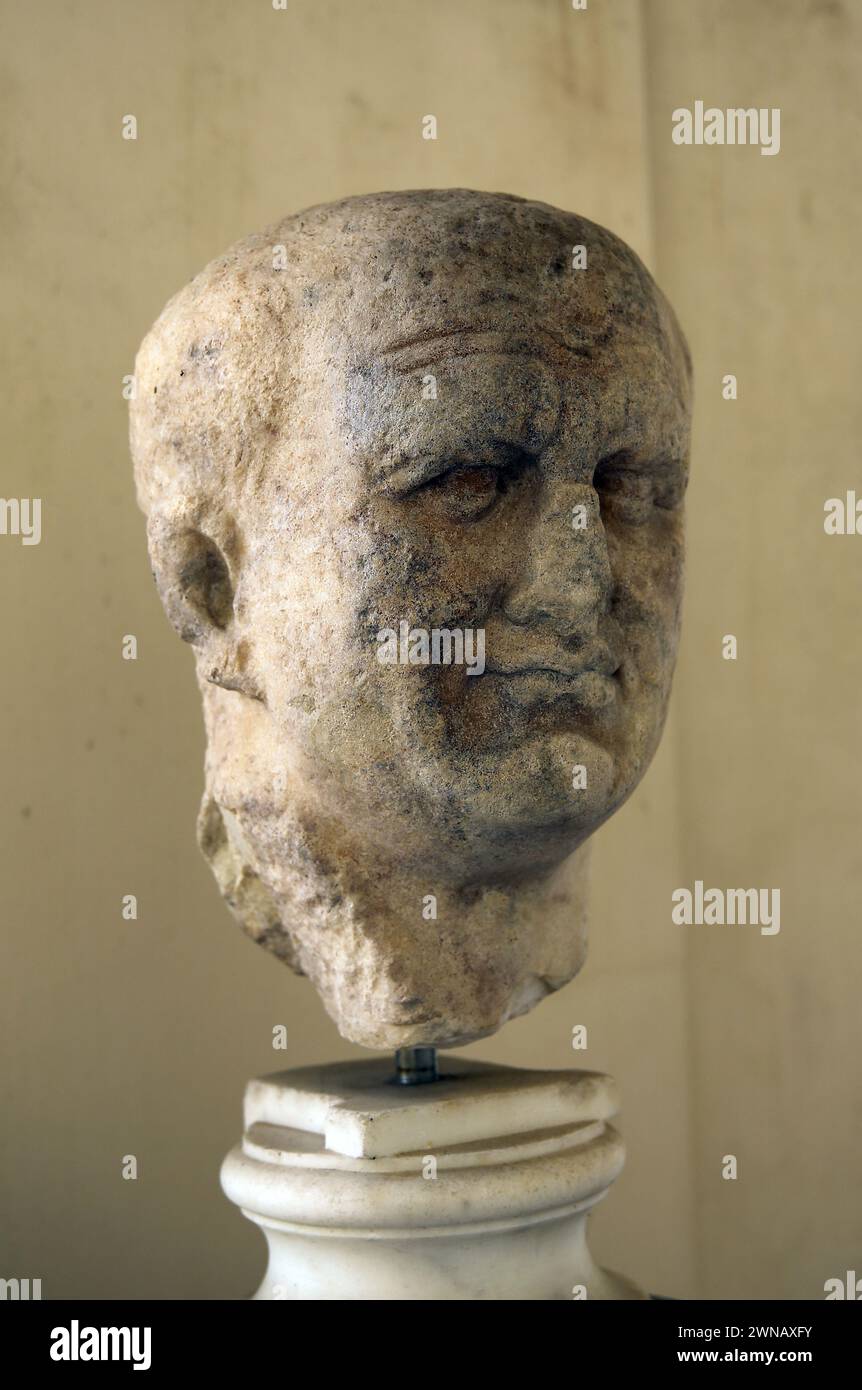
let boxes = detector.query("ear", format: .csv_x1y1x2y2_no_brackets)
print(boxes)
146,517,263,701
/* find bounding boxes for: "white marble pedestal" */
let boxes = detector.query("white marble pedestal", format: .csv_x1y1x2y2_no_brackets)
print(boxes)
220,1055,645,1300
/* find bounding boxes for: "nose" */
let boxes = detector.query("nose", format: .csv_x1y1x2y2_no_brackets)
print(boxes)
501,483,613,639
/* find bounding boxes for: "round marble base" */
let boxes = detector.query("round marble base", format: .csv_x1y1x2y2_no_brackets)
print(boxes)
220,1056,646,1301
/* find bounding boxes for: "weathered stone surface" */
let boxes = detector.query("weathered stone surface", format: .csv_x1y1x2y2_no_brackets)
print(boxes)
130,189,692,1050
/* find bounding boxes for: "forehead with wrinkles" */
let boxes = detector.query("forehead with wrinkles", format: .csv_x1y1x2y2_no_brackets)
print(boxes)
293,191,688,391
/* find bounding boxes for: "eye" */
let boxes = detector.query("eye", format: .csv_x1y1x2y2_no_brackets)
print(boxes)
412,447,532,523
427,465,501,520
593,453,684,525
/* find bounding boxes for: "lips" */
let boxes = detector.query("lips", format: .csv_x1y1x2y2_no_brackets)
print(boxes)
483,665,620,711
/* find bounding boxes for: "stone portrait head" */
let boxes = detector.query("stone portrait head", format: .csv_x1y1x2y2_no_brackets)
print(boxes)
130,189,692,1050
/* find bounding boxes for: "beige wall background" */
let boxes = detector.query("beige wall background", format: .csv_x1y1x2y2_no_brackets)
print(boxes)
0,0,858,1300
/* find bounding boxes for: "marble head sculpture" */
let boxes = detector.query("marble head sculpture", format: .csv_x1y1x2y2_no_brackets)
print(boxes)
130,189,692,1050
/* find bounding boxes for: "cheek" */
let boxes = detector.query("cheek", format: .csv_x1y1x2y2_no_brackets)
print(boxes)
366,509,509,625
607,512,684,605
433,531,511,621
606,516,684,682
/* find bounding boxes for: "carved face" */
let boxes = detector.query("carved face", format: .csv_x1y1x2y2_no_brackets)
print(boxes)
243,350,687,890
132,193,692,1048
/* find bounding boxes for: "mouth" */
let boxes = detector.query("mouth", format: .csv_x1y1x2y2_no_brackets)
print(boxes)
483,664,621,712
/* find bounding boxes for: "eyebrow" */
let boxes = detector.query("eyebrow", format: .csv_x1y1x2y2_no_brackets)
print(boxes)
369,446,523,495
376,324,609,374
367,412,559,493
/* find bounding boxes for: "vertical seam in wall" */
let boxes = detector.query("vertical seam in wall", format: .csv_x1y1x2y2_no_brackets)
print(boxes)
637,0,704,1302
637,0,659,272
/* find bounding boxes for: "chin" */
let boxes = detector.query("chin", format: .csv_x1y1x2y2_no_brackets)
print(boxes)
435,742,618,836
